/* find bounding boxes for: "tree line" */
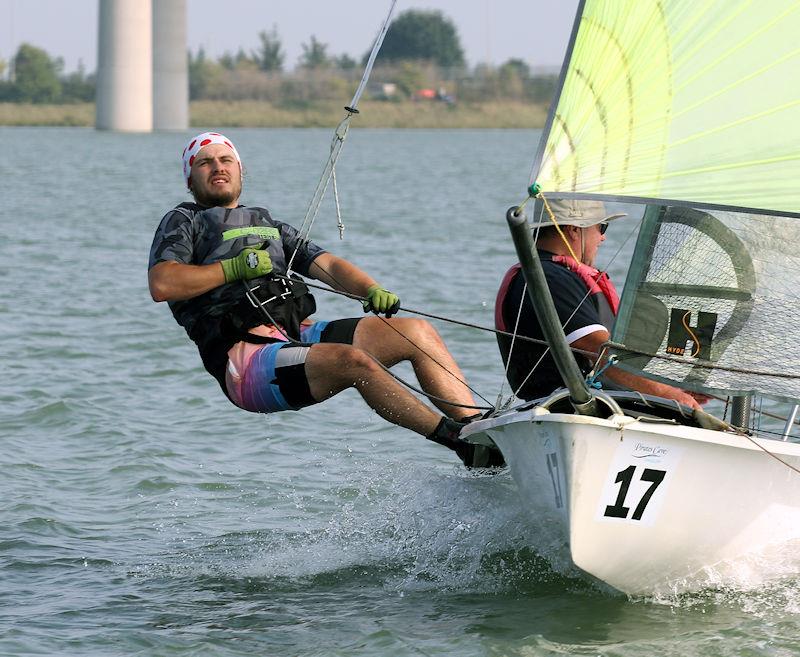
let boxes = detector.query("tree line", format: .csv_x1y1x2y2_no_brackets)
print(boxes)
0,10,556,106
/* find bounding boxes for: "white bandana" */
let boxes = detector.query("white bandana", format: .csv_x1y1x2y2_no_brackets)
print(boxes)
181,131,242,187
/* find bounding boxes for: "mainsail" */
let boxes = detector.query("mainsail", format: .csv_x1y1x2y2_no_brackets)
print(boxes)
532,0,800,401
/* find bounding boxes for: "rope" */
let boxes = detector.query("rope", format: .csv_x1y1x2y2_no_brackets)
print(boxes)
538,192,581,263
587,353,618,389
273,267,494,407
271,274,599,358
498,279,527,406
738,431,800,475
244,274,492,412
269,274,800,470
332,167,345,240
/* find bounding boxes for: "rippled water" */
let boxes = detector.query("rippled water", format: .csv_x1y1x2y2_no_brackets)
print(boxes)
2,126,799,655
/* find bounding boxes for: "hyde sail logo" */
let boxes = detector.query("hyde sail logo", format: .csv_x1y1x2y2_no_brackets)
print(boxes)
664,308,717,359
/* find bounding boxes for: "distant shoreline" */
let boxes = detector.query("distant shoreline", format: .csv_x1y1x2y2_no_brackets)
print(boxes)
0,100,548,129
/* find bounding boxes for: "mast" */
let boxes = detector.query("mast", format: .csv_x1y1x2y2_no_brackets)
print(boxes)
506,0,597,415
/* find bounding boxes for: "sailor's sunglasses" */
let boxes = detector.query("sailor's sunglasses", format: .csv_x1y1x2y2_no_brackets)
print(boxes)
598,222,609,235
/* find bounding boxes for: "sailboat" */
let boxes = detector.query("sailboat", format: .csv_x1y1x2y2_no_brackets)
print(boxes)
462,0,800,595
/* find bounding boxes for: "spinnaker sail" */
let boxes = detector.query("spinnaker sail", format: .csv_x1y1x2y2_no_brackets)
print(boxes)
534,0,800,217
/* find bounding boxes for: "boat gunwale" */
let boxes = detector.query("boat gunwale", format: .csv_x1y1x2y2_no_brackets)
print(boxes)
463,406,800,458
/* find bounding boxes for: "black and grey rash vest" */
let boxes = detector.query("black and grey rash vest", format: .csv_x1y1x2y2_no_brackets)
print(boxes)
148,202,325,390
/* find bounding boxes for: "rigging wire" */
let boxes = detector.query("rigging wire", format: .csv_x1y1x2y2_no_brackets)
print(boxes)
271,269,495,408
736,429,800,476
275,274,800,457
286,0,397,274
272,274,596,357
256,2,496,412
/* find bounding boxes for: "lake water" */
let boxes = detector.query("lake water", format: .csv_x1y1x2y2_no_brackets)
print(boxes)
2,126,799,656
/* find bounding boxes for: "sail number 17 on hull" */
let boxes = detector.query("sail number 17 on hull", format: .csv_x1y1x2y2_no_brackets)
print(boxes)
604,466,665,520
595,439,682,526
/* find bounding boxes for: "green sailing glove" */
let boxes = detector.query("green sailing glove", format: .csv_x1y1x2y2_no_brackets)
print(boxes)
220,247,273,283
363,284,400,318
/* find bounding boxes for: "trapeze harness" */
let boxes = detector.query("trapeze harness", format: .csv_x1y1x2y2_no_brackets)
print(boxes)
495,253,620,395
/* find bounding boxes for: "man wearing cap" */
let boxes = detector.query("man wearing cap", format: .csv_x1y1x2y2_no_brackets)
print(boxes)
495,198,702,408
148,132,503,467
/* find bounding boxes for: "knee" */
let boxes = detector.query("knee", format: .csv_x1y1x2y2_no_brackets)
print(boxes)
339,345,382,377
396,318,440,343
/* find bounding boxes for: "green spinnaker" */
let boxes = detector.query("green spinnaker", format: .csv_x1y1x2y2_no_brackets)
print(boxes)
535,0,800,215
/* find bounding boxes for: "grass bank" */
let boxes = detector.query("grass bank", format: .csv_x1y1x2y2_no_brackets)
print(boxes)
191,100,547,128
0,100,547,129
0,103,95,126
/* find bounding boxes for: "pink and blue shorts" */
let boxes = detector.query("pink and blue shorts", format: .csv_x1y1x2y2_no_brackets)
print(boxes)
225,319,360,413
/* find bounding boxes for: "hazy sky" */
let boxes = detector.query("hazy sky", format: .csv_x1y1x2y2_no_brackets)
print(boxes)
0,0,579,73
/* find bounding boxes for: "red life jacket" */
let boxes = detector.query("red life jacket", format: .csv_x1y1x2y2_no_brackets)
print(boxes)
494,255,619,333
550,254,620,315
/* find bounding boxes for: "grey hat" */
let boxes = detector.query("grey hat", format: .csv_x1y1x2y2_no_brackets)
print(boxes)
530,198,627,228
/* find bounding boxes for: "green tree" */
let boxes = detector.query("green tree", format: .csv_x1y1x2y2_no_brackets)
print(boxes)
500,58,531,79
334,53,357,70
254,26,284,72
12,43,62,103
219,48,255,71
61,60,95,102
299,35,330,69
376,10,465,68
188,47,217,99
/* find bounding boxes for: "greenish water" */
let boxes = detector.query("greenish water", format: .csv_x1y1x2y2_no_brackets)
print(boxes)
2,127,799,656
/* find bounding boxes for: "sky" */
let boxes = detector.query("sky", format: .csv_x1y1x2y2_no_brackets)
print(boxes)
0,0,580,73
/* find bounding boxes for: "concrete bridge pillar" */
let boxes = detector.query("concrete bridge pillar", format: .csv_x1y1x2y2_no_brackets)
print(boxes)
96,0,153,131
153,0,188,130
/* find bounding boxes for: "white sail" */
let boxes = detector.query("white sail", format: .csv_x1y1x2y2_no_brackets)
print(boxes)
614,205,800,400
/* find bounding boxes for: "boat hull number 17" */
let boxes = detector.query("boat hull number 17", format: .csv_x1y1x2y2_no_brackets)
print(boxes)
595,438,683,526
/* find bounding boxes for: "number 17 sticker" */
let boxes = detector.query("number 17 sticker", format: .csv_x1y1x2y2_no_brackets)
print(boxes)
595,438,683,526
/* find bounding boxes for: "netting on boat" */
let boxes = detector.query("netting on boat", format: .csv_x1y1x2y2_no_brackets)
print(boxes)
611,205,800,402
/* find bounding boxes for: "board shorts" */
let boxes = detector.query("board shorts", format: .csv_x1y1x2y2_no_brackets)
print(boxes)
225,318,361,413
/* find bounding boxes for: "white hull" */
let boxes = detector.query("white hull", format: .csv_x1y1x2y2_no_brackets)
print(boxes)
462,404,800,595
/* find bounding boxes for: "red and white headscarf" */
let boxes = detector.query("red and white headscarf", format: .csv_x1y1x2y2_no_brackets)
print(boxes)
181,131,242,187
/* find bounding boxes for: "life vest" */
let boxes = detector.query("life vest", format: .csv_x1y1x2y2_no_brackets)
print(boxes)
550,254,620,316
494,253,620,401
157,202,320,389
173,202,317,344
495,255,619,334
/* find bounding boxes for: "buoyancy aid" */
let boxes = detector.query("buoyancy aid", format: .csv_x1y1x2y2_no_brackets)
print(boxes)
161,203,320,388
495,255,619,335
549,254,620,316
494,253,620,400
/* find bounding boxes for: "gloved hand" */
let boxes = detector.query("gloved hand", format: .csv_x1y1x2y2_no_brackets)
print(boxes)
220,247,273,283
363,284,400,318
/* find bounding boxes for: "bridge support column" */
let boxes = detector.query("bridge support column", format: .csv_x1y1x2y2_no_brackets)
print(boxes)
96,0,153,132
153,0,188,131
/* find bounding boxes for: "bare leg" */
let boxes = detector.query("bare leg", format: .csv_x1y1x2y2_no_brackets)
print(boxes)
352,316,477,421
304,342,441,436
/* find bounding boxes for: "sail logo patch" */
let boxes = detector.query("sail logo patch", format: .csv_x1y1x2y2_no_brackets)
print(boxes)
665,308,717,359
